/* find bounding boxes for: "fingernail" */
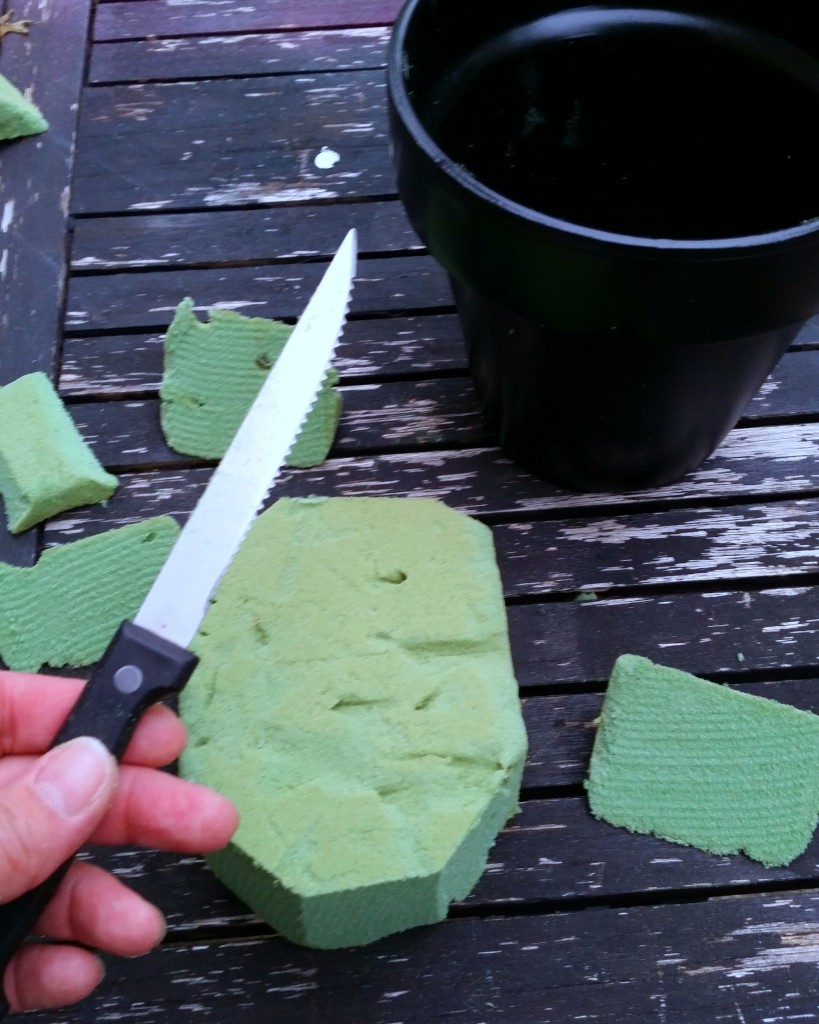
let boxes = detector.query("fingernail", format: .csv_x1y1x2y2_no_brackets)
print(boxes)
33,737,115,819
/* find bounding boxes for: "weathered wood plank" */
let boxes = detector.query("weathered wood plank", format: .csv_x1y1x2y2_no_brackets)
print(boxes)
89,27,390,84
751,348,819,419
93,0,405,40
42,423,819,541
508,587,819,691
72,71,391,214
494,499,819,597
70,199,420,270
69,398,178,469
41,437,819,604
77,68,387,137
54,321,819,404
522,683,808,792
65,256,448,333
0,0,94,567
23,889,819,1024
270,426,819,515
63,258,819,399
59,315,467,396
47,478,819,597
61,354,819,472
67,378,486,468
0,0,90,383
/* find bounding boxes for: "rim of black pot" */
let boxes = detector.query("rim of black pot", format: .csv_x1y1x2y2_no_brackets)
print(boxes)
388,0,819,256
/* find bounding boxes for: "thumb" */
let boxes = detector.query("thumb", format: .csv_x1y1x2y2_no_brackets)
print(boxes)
0,737,118,903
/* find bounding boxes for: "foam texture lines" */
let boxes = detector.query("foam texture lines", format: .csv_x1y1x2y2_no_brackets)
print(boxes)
0,73,48,140
586,654,819,867
0,372,118,533
180,496,528,948
159,299,341,464
0,517,180,671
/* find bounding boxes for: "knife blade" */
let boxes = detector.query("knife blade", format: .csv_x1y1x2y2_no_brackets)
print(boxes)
0,228,357,1012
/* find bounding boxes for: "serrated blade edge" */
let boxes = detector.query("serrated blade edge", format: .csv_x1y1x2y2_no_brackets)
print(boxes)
134,228,357,647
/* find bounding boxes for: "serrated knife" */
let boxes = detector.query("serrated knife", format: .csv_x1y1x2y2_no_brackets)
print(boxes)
0,228,357,1012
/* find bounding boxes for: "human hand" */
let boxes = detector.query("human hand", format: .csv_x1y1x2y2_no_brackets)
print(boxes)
0,670,238,1014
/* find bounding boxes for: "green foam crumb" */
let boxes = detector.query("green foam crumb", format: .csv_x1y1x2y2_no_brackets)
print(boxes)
159,298,341,465
0,372,118,533
0,73,48,140
0,516,179,671
586,654,819,867
180,496,528,948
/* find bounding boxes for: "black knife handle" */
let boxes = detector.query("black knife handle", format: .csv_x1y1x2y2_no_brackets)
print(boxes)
0,621,198,1017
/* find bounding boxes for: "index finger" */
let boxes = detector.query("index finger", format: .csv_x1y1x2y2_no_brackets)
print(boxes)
0,671,187,766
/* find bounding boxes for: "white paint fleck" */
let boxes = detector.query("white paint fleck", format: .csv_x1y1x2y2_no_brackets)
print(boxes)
1,200,14,232
129,200,174,211
208,300,269,312
202,183,337,205
314,146,341,169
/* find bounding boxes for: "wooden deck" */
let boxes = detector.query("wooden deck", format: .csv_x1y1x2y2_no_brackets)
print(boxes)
3,1,819,1021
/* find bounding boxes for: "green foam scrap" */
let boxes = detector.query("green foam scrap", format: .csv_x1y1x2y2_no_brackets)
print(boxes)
0,73,48,140
159,298,342,465
0,372,118,533
0,516,179,672
585,654,819,867
180,496,528,948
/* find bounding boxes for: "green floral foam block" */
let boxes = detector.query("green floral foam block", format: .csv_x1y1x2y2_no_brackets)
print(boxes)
0,74,48,140
0,517,179,671
180,497,528,948
586,654,819,867
159,298,341,465
0,372,117,533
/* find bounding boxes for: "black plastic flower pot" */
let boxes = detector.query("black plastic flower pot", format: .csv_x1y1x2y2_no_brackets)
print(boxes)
387,0,819,490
